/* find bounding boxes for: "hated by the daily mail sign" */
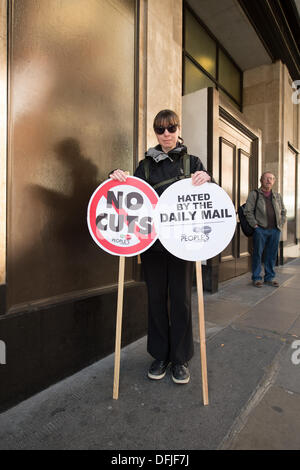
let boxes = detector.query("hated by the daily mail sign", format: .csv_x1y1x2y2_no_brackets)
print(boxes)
155,179,236,261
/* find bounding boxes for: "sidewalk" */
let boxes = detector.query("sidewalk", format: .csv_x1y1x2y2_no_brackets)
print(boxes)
0,259,300,450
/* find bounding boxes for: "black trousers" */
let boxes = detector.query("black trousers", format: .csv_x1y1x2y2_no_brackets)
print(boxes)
140,250,194,364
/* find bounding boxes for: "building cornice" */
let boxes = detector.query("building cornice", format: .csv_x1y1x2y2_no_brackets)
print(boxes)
238,0,300,80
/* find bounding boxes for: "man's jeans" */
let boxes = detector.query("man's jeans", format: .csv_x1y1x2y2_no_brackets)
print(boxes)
252,227,281,282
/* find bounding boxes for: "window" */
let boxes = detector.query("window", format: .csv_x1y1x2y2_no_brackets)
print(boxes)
183,4,243,109
219,49,241,104
184,56,215,95
185,9,216,79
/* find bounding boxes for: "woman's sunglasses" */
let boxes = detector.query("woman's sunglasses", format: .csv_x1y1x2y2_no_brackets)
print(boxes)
154,124,178,135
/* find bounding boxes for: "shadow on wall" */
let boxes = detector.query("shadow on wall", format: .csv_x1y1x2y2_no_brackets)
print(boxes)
29,137,99,244
7,137,117,308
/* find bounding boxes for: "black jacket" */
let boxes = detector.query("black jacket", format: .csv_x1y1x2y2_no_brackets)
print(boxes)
134,144,210,196
135,144,211,253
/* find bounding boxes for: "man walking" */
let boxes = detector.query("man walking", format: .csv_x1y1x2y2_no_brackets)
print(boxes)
244,172,286,287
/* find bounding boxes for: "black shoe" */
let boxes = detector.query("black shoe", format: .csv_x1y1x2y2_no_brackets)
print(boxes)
171,363,190,384
148,359,169,380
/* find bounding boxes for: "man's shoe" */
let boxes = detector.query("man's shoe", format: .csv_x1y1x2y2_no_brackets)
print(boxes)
148,359,169,380
171,363,190,384
253,280,263,288
264,279,279,287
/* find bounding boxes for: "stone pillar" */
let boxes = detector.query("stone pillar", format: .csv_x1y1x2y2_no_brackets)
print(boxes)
146,0,183,149
243,61,282,189
243,60,300,256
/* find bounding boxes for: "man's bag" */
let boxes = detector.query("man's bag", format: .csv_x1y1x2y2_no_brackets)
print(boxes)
238,190,259,237
238,204,254,237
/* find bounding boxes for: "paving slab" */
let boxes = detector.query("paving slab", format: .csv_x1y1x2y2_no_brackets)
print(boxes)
208,272,293,307
234,288,300,335
282,274,300,289
228,386,300,450
277,266,300,274
202,298,249,326
274,343,300,394
288,317,300,337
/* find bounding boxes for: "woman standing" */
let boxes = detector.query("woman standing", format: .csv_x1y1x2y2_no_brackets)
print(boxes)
110,109,211,384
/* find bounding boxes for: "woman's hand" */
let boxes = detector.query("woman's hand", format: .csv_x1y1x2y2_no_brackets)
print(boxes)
191,171,211,186
109,169,129,182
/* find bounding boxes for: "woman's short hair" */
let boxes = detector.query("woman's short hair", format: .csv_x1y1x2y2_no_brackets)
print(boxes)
153,109,180,129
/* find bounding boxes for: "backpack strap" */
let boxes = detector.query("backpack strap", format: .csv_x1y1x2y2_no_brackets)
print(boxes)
254,189,259,217
182,153,190,178
143,158,150,182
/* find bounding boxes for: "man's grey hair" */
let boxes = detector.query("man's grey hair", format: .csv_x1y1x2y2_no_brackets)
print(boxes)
260,171,276,181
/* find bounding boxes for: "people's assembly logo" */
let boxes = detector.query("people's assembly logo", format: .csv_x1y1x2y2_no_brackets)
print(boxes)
113,234,132,245
181,225,212,243
87,177,159,257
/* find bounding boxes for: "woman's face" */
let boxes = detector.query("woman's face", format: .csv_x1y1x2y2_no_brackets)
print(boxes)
154,121,179,153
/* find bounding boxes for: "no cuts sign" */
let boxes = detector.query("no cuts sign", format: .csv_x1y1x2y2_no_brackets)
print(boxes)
87,176,159,256
155,179,236,261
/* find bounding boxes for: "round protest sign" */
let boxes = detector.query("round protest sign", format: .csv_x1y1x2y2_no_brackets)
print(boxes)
155,179,236,261
87,176,159,256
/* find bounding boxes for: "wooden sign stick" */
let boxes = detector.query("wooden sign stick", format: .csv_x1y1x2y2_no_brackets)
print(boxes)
196,261,209,406
113,255,126,400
